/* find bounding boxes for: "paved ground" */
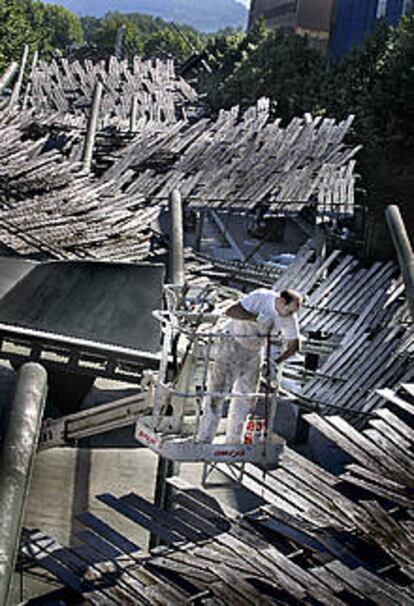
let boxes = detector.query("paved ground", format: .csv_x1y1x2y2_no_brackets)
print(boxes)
3,368,263,604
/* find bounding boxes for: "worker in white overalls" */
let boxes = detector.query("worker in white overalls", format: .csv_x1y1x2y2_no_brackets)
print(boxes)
197,289,302,444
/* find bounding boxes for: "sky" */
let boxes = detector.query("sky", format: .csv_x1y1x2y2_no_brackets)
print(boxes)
236,0,251,6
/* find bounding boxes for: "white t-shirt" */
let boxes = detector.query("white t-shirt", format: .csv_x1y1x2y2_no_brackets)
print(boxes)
225,288,300,351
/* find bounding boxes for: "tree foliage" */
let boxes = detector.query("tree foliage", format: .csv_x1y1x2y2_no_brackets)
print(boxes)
199,21,325,119
0,0,83,71
80,11,204,62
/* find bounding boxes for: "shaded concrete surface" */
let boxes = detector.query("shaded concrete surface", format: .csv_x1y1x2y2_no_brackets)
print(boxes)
0,260,165,352
5,372,263,604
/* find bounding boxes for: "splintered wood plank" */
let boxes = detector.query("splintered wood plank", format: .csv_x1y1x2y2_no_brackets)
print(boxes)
402,383,414,398
174,478,348,605
376,388,414,416
343,464,412,494
281,447,338,486
368,418,411,451
324,561,397,606
340,472,413,508
304,414,387,474
305,414,413,484
375,408,414,444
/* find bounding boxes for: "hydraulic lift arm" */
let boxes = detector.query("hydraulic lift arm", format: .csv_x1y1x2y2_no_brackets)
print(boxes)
39,391,150,450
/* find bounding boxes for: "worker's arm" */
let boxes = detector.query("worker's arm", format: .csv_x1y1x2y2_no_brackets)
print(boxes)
224,302,258,321
275,338,300,364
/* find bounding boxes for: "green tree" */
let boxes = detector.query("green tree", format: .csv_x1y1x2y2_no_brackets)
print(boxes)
198,21,325,121
0,0,38,71
39,3,84,53
0,0,83,71
143,25,202,62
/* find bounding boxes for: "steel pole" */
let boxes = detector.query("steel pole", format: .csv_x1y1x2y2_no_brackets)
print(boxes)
0,363,48,605
168,190,185,287
82,81,103,172
385,205,414,319
0,62,18,95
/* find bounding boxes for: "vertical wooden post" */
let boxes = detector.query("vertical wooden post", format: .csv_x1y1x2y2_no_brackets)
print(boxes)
8,45,29,108
82,81,103,172
22,50,38,110
130,93,139,133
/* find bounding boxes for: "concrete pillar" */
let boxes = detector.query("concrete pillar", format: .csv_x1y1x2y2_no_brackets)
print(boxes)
168,190,185,287
0,62,18,95
0,363,48,605
385,205,414,319
82,81,103,172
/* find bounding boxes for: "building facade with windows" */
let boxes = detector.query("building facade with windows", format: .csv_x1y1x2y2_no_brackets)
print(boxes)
248,0,413,60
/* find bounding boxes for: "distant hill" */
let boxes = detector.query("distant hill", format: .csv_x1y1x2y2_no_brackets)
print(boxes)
43,0,248,32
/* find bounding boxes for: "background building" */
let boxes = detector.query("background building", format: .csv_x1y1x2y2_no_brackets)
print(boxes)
249,0,413,60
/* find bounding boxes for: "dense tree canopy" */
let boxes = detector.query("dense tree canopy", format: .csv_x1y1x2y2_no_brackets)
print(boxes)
199,21,325,118
80,11,204,61
0,0,83,71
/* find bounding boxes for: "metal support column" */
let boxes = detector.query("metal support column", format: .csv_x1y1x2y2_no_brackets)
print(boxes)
82,81,103,172
386,205,414,319
0,363,48,605
151,190,185,548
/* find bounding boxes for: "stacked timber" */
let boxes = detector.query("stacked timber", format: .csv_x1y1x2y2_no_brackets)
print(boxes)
27,56,198,126
101,99,359,217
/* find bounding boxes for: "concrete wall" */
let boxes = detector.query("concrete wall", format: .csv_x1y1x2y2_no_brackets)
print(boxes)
297,0,336,33
249,0,299,30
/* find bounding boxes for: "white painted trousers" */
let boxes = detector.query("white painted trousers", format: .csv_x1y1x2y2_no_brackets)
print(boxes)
197,337,261,444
